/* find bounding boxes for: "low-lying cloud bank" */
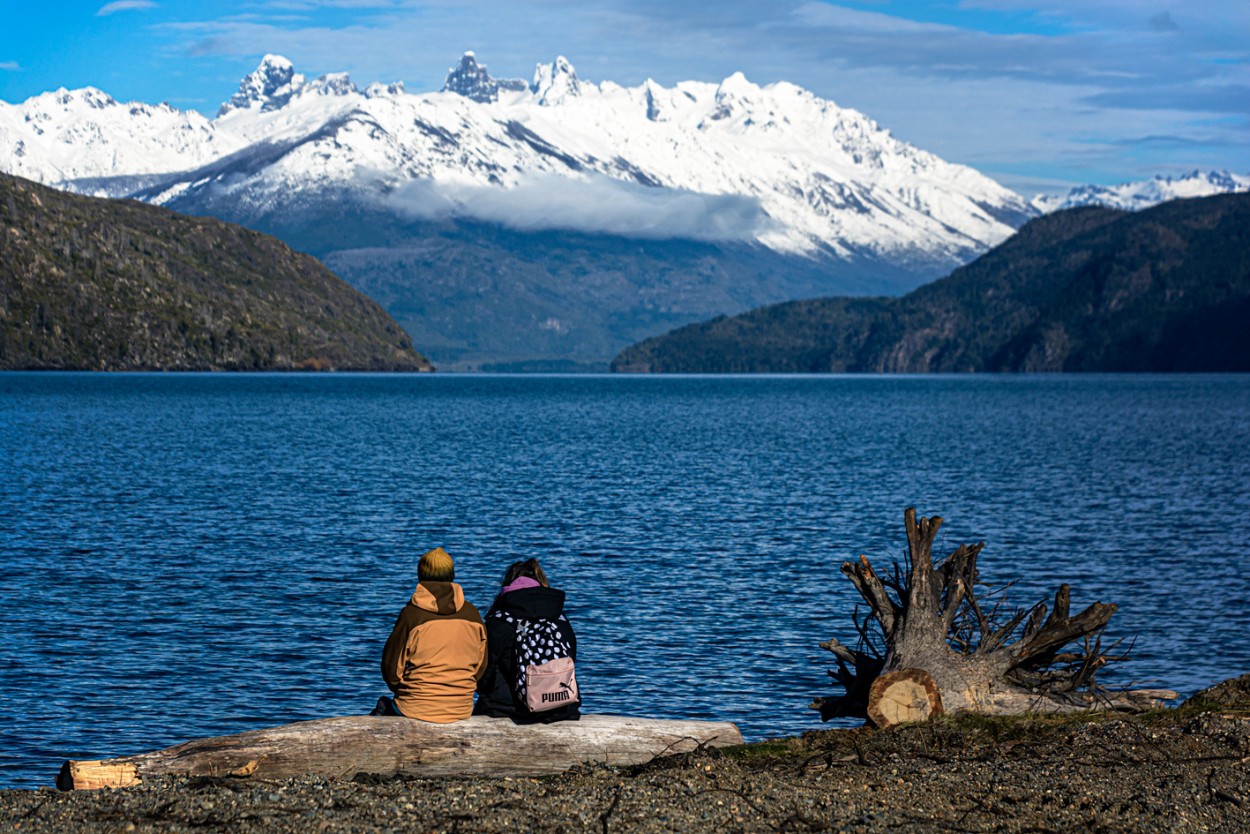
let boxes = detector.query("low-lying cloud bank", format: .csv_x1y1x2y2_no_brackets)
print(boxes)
382,173,773,242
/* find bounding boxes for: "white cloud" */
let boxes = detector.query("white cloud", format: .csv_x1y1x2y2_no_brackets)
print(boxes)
382,174,773,242
0,61,19,72
97,1,158,16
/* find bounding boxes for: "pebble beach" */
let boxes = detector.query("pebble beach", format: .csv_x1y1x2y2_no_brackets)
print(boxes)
4,676,1248,834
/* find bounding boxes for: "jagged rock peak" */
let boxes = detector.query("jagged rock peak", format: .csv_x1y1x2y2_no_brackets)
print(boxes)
218,54,305,117
442,51,527,104
531,56,581,104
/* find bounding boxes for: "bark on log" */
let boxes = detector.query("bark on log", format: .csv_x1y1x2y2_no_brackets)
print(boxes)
813,508,1179,727
57,714,743,791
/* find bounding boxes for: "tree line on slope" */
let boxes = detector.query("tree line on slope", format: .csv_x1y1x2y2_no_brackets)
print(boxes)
612,193,1250,373
0,174,431,371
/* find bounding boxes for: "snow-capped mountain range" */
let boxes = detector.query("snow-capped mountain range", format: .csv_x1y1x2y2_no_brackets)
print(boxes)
4,53,1245,369
1032,170,1250,213
1,52,1033,265
4,53,1245,253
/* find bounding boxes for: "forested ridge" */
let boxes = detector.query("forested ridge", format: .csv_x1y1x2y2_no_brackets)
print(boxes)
0,174,432,371
612,193,1250,373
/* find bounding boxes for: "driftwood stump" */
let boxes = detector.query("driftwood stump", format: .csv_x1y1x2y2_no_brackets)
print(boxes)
812,508,1177,727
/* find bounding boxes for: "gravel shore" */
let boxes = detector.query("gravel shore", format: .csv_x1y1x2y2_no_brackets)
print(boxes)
5,680,1248,833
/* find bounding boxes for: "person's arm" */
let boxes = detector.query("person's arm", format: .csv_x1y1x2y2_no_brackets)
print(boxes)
561,616,577,660
381,609,412,693
476,617,505,692
473,621,488,682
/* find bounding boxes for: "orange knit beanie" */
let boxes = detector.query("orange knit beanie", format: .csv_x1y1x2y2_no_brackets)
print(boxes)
418,546,455,582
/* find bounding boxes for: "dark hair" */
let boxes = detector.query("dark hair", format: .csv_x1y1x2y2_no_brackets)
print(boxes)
501,558,549,588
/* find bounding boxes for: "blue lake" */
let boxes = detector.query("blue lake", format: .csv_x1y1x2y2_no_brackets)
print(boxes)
2,373,1249,789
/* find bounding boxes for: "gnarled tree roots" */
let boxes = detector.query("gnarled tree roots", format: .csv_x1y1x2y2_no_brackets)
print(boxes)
812,508,1177,727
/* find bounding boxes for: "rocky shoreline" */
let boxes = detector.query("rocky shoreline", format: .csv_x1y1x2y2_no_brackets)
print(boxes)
5,677,1248,833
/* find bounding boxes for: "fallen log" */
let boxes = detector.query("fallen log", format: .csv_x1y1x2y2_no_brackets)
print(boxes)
812,508,1179,727
57,714,743,790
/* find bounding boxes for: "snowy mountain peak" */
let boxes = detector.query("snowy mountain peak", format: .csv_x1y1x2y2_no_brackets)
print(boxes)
531,56,581,105
1195,169,1249,190
218,54,306,117
60,87,117,110
364,81,404,99
21,86,119,113
707,72,760,123
442,51,526,103
304,72,358,98
1033,169,1250,213
717,71,754,95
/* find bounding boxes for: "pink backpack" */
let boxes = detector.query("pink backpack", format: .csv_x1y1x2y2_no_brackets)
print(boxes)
524,655,579,712
508,616,580,713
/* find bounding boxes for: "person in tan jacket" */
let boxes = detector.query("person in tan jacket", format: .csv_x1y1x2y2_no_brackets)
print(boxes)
373,547,487,722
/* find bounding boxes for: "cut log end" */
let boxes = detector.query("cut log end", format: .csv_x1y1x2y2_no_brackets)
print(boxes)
866,668,944,728
57,759,140,791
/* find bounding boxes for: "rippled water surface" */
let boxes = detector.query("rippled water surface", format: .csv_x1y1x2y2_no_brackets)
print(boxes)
2,373,1249,788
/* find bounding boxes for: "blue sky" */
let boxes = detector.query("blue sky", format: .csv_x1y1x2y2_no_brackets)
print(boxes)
2,0,1247,195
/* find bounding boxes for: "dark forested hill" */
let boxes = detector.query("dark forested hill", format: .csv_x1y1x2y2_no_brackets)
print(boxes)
611,193,1250,373
0,174,432,371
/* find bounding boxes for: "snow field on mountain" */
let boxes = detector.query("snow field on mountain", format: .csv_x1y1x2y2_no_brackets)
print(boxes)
0,88,233,187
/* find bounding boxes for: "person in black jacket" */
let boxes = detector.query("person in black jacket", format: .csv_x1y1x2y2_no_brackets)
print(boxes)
474,558,581,723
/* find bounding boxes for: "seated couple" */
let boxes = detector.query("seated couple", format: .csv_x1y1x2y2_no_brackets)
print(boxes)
372,547,580,723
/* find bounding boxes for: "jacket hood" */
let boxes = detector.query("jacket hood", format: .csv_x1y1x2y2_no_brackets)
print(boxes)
493,586,566,620
412,581,466,614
